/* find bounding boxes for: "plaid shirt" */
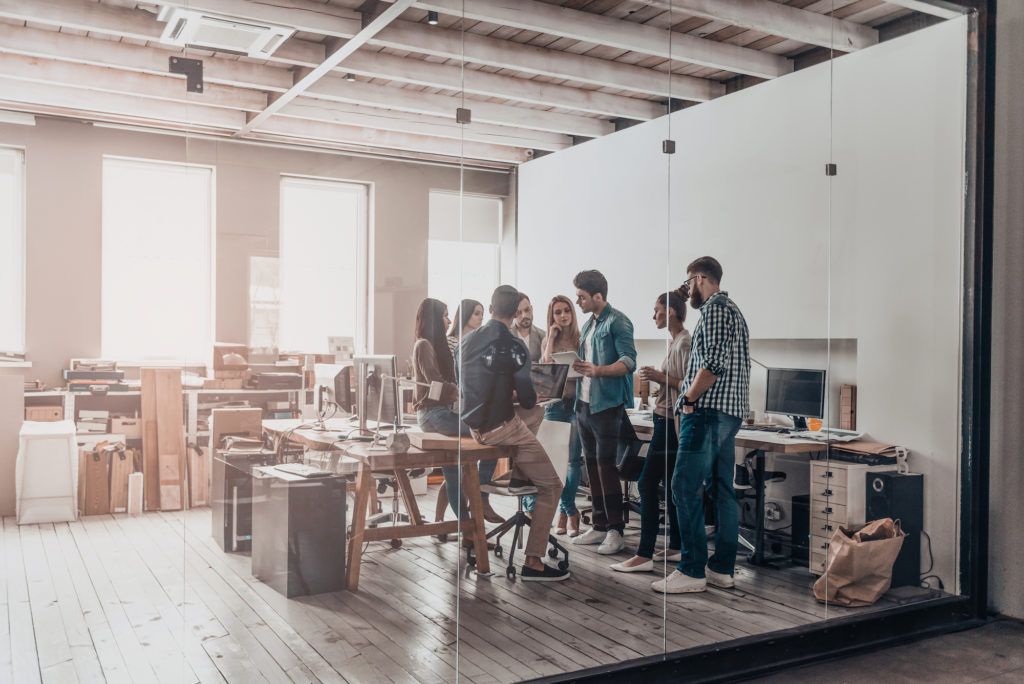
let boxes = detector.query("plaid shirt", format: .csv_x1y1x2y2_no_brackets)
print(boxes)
678,291,750,419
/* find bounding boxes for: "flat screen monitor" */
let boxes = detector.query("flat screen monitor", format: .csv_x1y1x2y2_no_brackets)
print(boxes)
765,368,826,429
313,363,354,417
354,355,401,435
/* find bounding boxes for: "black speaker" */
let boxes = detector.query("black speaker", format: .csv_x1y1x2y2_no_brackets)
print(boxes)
865,472,923,588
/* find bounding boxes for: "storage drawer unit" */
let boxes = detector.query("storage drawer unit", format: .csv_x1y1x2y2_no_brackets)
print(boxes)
808,460,896,576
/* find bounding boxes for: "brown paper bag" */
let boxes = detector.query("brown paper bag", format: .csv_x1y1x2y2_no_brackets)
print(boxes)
813,518,906,607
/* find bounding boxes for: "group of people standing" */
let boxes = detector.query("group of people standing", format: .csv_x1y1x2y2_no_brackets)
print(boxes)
410,256,751,593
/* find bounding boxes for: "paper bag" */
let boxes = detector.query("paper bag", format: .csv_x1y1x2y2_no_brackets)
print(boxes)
813,518,906,607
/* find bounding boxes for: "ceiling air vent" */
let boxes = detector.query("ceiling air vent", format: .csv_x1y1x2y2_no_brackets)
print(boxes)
156,6,294,59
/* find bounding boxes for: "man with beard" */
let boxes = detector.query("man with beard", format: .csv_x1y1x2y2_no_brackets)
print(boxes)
653,256,751,594
513,292,547,363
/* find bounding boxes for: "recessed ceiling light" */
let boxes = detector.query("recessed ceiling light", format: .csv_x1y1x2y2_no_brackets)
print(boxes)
427,11,439,25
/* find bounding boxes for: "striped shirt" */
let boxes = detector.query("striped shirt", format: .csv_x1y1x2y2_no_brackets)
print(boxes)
678,291,750,419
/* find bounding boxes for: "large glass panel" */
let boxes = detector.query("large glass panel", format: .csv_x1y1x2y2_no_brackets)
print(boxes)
825,9,973,618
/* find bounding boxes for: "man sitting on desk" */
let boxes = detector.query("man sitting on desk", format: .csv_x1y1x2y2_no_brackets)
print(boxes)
653,256,751,595
457,285,570,582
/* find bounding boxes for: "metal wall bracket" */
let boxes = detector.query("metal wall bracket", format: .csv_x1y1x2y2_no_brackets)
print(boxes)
663,140,676,154
169,57,204,94
456,107,472,124
825,162,838,176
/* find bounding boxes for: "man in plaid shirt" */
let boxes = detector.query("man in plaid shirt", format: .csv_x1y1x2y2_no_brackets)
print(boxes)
653,256,751,595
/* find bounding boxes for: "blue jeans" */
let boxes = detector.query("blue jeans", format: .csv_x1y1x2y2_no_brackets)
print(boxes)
523,401,583,515
671,408,742,578
417,406,496,519
637,414,680,558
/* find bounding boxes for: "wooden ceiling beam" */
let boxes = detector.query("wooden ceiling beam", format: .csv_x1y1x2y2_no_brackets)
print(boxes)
407,0,792,78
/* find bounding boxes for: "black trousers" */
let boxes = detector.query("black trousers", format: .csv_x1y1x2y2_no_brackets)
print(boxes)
576,401,626,533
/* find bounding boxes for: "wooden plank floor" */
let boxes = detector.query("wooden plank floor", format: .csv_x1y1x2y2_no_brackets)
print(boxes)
1,489,941,683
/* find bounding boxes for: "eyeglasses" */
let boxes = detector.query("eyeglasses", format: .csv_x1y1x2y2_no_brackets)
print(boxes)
682,274,703,287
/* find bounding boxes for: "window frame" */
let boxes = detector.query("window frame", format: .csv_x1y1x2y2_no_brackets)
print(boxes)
278,173,372,354
100,155,217,363
0,145,26,356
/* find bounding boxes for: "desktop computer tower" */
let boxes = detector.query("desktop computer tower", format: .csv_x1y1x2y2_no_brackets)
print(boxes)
865,472,923,588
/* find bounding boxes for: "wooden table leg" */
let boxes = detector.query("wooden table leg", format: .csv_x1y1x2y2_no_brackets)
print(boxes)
346,464,372,591
434,481,448,522
461,461,490,575
394,469,424,526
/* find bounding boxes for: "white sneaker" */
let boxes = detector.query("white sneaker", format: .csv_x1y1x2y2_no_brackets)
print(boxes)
610,557,654,573
651,570,707,594
597,530,625,555
653,549,682,562
572,528,607,545
705,566,735,588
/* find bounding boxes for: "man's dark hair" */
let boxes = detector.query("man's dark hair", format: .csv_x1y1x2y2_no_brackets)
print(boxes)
573,270,608,299
491,285,521,319
686,256,723,284
516,292,531,305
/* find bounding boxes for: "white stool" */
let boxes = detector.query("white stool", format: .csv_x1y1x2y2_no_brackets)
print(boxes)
16,420,79,524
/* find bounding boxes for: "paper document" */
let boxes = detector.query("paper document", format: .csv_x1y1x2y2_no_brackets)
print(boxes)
551,351,584,378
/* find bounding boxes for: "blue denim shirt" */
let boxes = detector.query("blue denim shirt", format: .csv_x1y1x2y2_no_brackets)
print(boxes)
576,303,637,414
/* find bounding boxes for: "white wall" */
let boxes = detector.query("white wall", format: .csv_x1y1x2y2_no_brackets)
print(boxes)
518,18,968,590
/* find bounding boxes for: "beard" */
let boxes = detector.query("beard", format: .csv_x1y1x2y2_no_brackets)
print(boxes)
689,289,704,309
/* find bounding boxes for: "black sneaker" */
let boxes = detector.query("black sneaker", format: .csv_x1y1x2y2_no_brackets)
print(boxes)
520,564,570,582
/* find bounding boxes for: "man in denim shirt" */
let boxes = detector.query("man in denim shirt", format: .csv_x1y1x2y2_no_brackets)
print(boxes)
570,270,637,555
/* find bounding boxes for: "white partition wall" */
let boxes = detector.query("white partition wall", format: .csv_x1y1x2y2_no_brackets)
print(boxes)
518,18,968,590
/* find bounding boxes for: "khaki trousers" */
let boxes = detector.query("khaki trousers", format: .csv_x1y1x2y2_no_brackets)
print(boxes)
474,415,561,558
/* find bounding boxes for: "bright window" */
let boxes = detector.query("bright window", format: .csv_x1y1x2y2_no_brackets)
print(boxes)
249,255,280,352
278,176,368,353
101,157,214,361
0,147,25,354
427,191,502,312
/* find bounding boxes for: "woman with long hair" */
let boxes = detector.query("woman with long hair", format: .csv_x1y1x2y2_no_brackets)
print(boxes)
413,298,503,530
446,299,484,355
611,286,690,572
541,295,584,536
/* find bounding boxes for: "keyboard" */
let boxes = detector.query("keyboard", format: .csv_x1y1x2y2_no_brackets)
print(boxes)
274,463,333,478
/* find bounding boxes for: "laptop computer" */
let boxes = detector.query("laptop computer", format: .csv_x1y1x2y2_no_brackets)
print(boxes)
530,363,570,401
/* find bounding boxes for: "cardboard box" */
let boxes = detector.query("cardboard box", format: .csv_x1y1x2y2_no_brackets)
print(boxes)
25,406,63,422
110,417,142,440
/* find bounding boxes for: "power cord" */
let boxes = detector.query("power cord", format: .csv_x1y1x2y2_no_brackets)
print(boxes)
919,529,945,591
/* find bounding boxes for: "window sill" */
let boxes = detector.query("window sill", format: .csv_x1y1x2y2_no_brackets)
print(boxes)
0,361,32,368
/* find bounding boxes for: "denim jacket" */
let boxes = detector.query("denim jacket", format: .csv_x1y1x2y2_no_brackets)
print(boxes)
576,303,637,414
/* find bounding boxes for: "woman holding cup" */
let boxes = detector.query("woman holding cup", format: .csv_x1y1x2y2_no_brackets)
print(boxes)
611,287,691,572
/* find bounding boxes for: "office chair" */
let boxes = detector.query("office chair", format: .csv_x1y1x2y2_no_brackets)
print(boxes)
469,479,570,581
366,468,427,548
579,414,648,526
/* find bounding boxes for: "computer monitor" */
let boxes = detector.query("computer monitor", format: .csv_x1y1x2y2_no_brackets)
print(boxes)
312,363,354,430
765,367,826,430
353,355,401,437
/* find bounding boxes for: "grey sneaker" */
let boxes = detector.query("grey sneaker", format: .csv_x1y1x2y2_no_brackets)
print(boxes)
705,566,735,588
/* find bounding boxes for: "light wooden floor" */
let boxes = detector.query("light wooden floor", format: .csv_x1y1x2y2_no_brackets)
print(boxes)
1,490,934,683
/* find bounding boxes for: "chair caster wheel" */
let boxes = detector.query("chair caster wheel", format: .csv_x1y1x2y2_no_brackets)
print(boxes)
548,548,558,559
390,539,402,549
582,515,591,525
558,560,569,571
494,545,503,558
437,533,448,542
506,567,516,581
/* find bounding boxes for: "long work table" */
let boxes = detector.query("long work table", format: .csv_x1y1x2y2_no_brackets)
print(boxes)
262,418,507,591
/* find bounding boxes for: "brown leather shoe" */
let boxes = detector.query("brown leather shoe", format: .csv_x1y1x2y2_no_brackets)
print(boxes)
555,511,568,535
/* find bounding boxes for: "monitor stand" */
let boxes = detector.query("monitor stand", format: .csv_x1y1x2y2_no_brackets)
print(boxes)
790,416,808,430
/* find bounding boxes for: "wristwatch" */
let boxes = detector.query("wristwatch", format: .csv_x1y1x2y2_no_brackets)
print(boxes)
681,394,698,408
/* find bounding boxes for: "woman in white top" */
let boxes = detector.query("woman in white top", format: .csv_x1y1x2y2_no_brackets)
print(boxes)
611,287,691,573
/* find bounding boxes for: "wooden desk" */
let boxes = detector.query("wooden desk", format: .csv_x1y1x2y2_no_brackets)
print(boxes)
262,420,503,591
